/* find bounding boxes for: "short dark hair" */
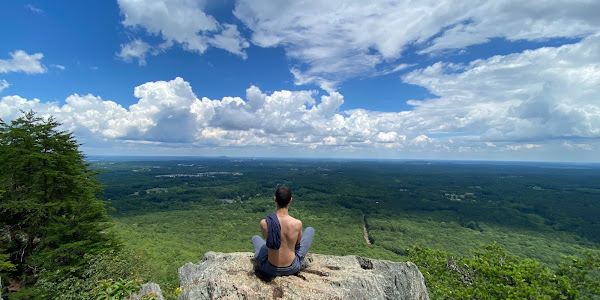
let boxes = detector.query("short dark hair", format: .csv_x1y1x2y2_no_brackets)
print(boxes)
275,186,292,208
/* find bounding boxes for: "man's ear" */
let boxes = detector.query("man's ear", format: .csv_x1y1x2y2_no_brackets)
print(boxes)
290,197,293,204
274,196,277,203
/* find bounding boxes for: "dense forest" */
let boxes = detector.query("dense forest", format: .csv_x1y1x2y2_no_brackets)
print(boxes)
1,113,599,299
94,157,600,298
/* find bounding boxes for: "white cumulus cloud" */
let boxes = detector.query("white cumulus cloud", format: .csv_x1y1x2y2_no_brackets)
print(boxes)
0,77,420,151
117,0,249,60
117,39,152,65
0,50,47,74
402,33,600,143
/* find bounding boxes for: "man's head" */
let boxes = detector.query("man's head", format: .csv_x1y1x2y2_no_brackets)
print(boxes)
275,186,292,208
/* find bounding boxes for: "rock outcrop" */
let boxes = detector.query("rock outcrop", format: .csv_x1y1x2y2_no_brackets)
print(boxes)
132,283,164,300
178,252,429,300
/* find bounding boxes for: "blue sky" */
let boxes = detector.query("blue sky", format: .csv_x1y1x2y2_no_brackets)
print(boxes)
1,0,599,162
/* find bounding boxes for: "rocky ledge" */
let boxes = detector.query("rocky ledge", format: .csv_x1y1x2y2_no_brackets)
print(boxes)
177,252,429,300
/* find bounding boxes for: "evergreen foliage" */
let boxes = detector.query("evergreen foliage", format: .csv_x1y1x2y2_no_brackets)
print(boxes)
34,249,150,299
408,243,600,299
0,111,119,296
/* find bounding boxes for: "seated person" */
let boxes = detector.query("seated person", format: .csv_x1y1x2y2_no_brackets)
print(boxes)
252,186,314,277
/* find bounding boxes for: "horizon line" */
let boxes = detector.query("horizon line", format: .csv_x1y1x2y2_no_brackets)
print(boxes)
85,154,600,165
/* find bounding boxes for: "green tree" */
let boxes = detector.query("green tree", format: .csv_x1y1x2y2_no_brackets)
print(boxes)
34,249,151,299
0,111,119,295
557,251,600,298
407,243,600,299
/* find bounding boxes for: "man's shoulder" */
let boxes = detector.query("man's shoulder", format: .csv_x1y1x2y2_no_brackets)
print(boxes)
281,215,302,226
290,216,302,228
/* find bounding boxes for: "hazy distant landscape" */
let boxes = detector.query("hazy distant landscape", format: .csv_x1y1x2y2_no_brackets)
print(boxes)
92,157,600,294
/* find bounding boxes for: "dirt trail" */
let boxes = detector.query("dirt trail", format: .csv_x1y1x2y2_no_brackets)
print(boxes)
363,215,372,245
363,224,371,245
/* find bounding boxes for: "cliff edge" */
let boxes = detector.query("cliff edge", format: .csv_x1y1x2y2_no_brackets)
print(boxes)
178,252,429,300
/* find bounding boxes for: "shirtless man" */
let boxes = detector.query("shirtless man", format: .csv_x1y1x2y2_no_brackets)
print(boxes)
252,186,315,277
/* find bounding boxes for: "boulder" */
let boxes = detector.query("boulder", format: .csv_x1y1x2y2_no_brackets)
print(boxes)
178,252,429,300
132,282,164,300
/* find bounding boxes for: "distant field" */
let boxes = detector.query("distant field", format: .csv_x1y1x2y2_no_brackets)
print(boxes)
367,212,595,266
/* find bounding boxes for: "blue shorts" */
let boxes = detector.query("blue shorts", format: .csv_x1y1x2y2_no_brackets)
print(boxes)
261,255,303,276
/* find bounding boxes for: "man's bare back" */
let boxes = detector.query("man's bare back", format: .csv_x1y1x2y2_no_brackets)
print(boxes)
252,186,314,277
260,213,302,267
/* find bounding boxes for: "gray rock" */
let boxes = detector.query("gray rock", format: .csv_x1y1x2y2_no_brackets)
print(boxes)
131,282,164,300
178,252,429,300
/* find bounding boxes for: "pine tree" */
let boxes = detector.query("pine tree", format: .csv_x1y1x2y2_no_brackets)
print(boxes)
0,111,118,291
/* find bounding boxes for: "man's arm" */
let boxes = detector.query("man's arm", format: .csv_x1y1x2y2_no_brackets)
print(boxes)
296,220,303,245
260,219,268,239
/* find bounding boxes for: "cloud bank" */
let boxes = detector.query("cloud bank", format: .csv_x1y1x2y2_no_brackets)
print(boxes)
2,34,599,159
403,34,600,143
233,0,600,91
115,0,600,95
